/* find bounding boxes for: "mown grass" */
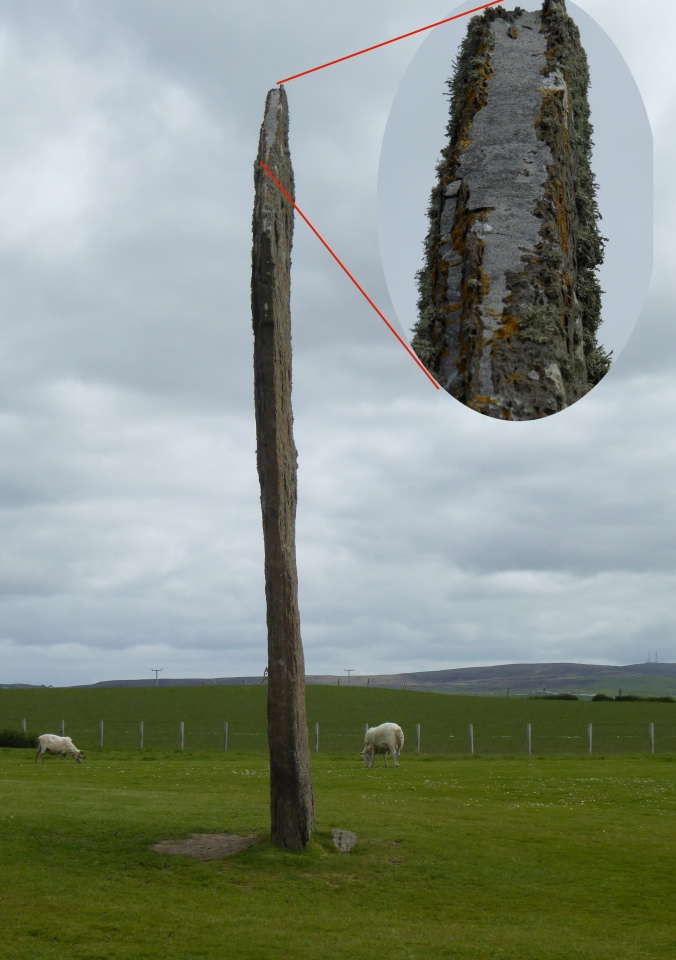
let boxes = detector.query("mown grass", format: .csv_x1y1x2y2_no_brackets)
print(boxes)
2,685,676,755
1,749,676,959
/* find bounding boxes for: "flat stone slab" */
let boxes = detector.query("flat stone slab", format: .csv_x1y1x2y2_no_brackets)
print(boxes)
151,833,258,860
331,829,357,853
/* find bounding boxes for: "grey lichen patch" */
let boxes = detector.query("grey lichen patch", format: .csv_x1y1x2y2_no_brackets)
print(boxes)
520,304,561,343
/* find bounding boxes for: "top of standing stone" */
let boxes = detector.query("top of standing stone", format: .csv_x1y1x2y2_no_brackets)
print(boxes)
254,86,294,230
258,86,290,166
262,87,284,152
542,0,567,13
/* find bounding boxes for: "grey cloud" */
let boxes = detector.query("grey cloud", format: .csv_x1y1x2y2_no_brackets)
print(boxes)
1,0,675,686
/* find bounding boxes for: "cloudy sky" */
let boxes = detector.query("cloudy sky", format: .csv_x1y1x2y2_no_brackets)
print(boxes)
0,0,673,687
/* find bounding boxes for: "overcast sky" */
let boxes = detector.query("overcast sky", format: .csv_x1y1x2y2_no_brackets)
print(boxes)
0,0,674,687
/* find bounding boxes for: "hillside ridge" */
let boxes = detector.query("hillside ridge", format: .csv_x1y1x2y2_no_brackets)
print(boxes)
4,662,674,697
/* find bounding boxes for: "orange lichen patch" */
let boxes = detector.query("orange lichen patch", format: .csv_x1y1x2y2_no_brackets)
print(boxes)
541,45,561,75
504,372,520,383
451,205,481,257
435,257,450,288
490,313,520,344
468,395,503,417
535,88,569,152
550,179,568,253
450,209,469,255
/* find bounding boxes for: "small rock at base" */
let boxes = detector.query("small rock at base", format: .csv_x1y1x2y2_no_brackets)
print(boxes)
331,829,357,852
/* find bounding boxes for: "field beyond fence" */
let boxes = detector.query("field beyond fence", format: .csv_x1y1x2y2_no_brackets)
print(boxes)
3,684,676,756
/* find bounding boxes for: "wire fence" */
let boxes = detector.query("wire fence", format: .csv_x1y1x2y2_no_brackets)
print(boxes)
3,717,676,756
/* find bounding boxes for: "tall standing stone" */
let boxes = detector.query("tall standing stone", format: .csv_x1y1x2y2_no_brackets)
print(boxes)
412,0,609,420
251,87,314,850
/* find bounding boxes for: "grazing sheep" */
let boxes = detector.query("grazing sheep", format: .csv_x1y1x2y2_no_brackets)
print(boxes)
35,734,85,765
361,723,404,768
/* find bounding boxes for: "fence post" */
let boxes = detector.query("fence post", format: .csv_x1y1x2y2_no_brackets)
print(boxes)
526,723,532,756
587,722,593,756
364,722,369,738
139,720,144,751
60,719,65,736
21,718,26,734
314,722,319,754
468,723,474,757
99,720,104,751
649,722,655,755
179,721,185,752
415,723,421,754
223,722,228,752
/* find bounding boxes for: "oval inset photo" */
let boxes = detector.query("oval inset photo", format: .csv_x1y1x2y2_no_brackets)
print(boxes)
378,0,652,420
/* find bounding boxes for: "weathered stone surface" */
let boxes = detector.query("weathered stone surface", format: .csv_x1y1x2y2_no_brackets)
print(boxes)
412,0,608,420
251,87,314,850
444,180,462,198
331,829,357,853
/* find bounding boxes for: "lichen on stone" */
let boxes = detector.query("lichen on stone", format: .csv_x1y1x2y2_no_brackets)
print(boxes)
520,304,561,344
412,0,608,419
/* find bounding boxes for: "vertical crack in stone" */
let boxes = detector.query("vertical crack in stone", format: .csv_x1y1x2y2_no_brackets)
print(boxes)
413,0,609,420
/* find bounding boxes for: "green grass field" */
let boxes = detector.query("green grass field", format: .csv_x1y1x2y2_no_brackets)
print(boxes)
1,746,675,959
2,685,676,756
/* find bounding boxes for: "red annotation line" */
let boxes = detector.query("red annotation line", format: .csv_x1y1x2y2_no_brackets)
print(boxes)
260,162,439,389
277,1,504,84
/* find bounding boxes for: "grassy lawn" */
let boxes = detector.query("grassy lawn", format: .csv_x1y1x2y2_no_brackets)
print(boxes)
1,750,675,959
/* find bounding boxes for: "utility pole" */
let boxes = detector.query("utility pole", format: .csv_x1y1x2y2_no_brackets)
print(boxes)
151,668,163,687
251,86,314,851
344,669,354,684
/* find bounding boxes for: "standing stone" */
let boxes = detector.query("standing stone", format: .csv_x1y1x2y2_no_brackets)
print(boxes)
412,0,609,420
251,87,314,851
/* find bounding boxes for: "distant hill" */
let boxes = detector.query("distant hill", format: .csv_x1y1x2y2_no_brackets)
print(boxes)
308,662,676,697
6,661,668,697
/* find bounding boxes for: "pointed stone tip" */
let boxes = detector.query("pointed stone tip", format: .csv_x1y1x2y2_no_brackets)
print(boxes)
261,86,289,154
543,0,567,13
